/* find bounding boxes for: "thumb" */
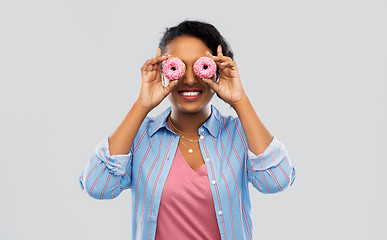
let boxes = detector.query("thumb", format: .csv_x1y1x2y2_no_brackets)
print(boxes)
164,79,179,94
201,78,219,92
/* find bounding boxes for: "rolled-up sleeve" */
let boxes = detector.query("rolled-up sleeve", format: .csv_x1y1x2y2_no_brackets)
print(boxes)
247,136,296,194
79,136,134,200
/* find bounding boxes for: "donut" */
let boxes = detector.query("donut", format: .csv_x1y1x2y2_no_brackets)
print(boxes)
193,57,217,79
162,57,185,80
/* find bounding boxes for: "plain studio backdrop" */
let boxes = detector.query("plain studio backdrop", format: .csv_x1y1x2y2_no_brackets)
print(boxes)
0,0,386,239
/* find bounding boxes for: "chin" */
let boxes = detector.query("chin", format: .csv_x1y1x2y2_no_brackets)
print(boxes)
176,101,205,113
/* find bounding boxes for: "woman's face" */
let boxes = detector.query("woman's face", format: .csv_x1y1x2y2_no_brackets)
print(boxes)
164,35,217,114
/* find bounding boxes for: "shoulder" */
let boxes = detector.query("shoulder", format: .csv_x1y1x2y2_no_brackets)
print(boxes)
216,111,248,154
217,111,245,136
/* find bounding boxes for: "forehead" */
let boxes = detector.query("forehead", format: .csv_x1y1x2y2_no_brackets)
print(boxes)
165,36,212,61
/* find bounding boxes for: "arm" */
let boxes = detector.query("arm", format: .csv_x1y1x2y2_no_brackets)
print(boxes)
203,45,296,194
79,101,150,199
108,100,150,155
79,48,178,199
232,97,296,194
231,95,273,155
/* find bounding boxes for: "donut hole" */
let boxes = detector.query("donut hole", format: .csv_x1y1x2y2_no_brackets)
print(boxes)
171,67,176,71
203,65,208,70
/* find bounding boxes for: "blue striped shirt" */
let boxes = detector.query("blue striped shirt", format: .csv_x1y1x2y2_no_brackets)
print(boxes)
79,104,296,240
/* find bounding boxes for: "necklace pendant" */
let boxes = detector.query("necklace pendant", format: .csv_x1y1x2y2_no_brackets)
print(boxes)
188,149,193,153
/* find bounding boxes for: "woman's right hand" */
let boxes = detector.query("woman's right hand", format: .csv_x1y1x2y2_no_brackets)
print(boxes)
137,48,179,111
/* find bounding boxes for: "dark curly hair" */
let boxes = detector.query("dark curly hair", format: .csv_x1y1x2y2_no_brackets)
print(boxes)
158,19,234,73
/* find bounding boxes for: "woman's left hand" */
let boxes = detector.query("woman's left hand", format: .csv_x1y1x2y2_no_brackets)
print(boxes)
202,45,247,107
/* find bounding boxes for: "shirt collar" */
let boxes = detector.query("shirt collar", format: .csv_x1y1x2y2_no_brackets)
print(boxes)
149,104,221,138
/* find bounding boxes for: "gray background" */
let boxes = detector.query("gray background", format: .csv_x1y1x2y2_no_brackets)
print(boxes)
1,0,386,239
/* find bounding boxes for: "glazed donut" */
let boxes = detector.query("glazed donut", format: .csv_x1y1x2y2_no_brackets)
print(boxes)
162,57,185,80
193,57,217,79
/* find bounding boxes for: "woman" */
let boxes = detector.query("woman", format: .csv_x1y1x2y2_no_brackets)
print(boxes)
79,19,296,240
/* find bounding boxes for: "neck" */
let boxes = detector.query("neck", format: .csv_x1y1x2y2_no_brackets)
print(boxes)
169,105,212,135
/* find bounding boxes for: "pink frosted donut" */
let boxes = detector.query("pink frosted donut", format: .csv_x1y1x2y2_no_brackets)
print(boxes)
162,57,185,80
193,57,217,79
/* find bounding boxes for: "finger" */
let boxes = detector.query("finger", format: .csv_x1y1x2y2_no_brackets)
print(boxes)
217,45,223,56
221,61,238,72
205,50,231,67
142,59,154,72
205,50,213,57
165,79,179,92
220,60,237,69
149,55,171,65
220,61,235,67
146,59,154,71
211,56,233,70
141,59,150,71
212,55,232,62
201,77,220,92
156,47,161,57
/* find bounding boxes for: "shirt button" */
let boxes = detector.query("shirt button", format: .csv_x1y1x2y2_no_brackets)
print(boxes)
205,158,210,162
218,210,223,215
211,180,216,185
200,128,204,132
200,135,204,140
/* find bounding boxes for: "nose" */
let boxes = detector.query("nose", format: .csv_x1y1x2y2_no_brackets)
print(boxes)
182,65,199,85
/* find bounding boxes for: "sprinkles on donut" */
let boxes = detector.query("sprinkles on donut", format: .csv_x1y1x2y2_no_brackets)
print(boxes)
193,56,217,79
162,57,185,80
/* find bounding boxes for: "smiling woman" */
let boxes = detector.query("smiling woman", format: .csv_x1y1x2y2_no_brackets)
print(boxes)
164,35,217,113
79,19,296,240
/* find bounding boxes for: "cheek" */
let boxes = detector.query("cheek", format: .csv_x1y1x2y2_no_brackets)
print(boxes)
167,92,175,102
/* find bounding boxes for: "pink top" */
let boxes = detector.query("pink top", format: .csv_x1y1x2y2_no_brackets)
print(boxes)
155,145,221,240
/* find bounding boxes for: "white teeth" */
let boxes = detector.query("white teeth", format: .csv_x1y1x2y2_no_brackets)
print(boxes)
180,91,201,96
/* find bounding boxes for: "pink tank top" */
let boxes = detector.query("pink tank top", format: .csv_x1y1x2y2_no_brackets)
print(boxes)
155,145,221,240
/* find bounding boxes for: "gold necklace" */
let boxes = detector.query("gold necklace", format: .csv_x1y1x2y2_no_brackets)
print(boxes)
168,115,197,136
180,135,199,142
179,139,199,154
168,115,200,153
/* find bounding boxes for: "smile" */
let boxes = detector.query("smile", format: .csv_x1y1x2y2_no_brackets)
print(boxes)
177,90,203,101
178,91,202,96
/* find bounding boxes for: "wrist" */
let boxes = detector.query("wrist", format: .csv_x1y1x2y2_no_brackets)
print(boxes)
134,99,153,114
230,94,249,110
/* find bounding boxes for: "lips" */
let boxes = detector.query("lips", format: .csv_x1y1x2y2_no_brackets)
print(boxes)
178,88,203,93
177,88,203,101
